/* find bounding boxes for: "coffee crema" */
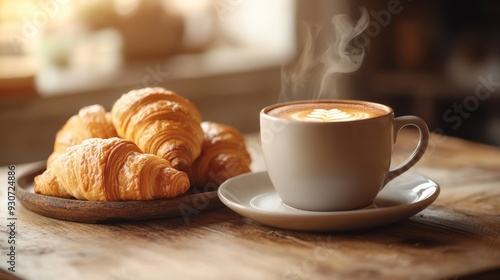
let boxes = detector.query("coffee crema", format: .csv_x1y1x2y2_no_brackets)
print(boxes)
267,102,389,122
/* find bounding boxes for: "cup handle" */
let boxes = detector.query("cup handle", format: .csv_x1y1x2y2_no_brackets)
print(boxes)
384,116,430,185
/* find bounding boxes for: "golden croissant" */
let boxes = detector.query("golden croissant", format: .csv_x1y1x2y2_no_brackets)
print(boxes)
35,137,190,201
47,104,118,166
111,87,203,171
189,121,251,188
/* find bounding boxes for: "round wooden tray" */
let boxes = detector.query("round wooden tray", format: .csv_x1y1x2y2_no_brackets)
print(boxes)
16,162,224,223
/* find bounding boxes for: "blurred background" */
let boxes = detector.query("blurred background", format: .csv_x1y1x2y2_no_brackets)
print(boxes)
0,0,499,164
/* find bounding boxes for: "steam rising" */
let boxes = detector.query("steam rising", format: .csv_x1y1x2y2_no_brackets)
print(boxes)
280,8,370,102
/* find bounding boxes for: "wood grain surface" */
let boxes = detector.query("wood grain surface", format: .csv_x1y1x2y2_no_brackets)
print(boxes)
1,131,499,280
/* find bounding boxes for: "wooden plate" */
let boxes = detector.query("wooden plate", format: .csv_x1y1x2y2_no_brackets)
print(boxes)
16,162,224,223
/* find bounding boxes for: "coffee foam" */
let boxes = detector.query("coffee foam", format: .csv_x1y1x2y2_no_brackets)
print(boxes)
267,102,389,122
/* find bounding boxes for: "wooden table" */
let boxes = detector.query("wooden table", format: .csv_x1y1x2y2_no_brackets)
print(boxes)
1,131,499,280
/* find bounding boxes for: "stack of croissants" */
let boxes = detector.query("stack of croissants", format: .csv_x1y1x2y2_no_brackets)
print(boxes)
34,87,252,201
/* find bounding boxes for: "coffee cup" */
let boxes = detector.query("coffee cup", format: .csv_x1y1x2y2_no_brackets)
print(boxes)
260,100,429,211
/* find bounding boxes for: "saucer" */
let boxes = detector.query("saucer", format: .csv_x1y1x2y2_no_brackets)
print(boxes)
217,171,440,232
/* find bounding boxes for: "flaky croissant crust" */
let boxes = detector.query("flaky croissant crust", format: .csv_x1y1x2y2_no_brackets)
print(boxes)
111,87,204,171
35,137,190,201
189,121,251,188
47,104,117,166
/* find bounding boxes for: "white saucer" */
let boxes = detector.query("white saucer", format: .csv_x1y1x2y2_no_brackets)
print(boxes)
218,171,440,232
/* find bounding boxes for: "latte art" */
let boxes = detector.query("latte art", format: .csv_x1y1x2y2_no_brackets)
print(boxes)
293,108,369,122
266,102,389,122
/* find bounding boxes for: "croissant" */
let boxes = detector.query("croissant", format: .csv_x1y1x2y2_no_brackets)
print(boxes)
47,104,118,166
188,121,251,188
35,137,190,201
111,87,203,171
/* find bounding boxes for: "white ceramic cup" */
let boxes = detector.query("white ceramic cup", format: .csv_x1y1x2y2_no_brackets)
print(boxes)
260,100,429,211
